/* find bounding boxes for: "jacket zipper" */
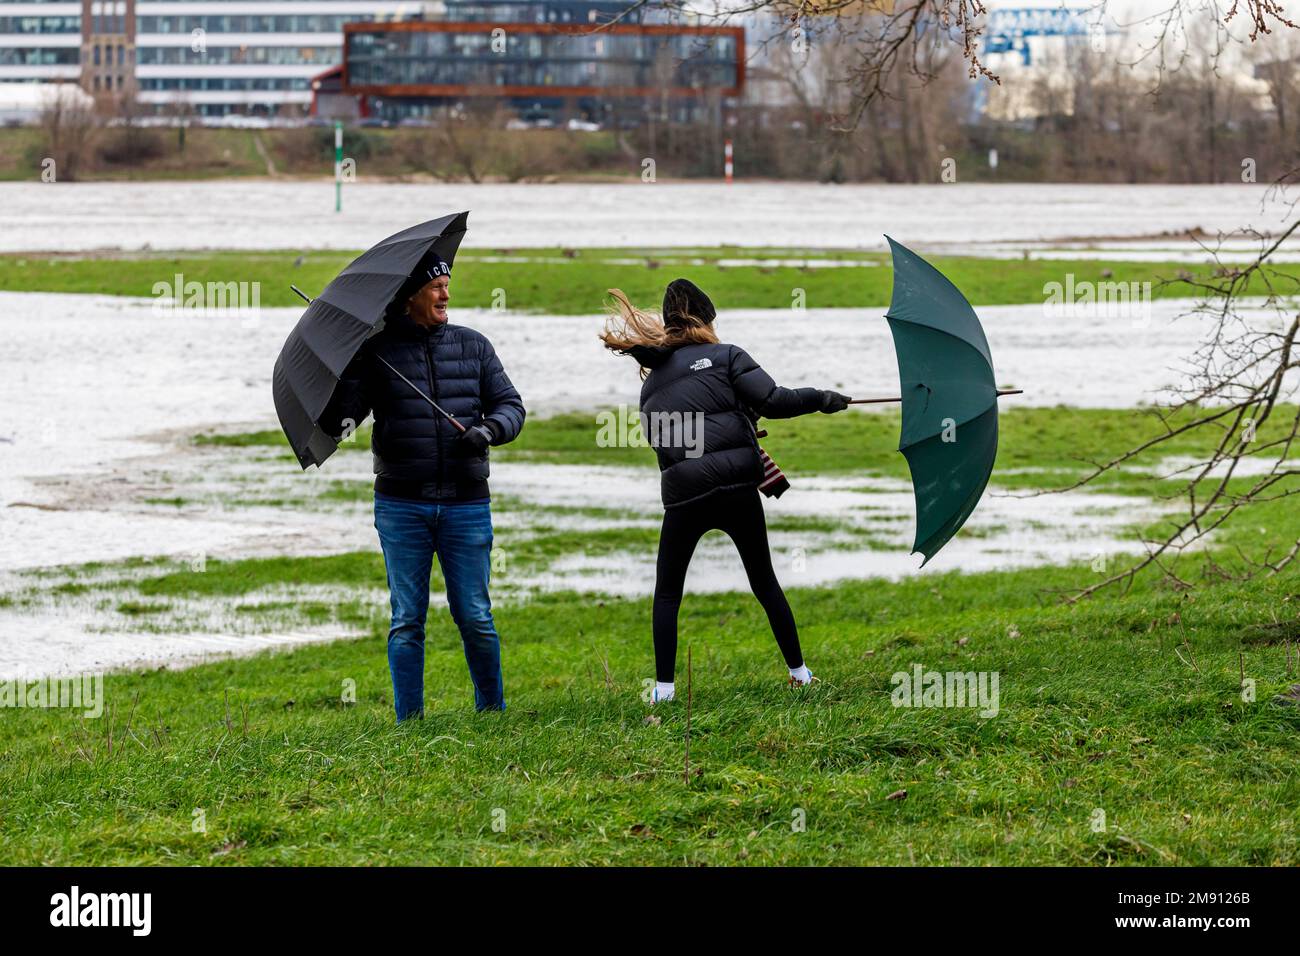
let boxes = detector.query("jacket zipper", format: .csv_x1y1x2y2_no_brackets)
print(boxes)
424,331,445,495
423,339,437,493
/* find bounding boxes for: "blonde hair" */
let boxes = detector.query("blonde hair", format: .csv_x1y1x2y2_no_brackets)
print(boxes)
599,288,718,378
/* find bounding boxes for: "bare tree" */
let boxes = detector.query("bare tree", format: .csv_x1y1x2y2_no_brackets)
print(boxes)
1027,223,1300,601
38,83,99,182
432,101,501,182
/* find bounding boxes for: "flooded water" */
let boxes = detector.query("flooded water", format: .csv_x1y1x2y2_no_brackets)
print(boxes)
0,443,1156,678
1,181,1297,259
0,289,1263,677
0,290,1264,569
0,290,1247,538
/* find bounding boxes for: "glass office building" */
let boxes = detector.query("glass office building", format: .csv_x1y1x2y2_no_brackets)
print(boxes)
346,26,740,93
338,9,743,123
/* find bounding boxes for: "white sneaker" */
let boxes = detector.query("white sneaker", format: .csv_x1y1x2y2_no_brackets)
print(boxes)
652,686,675,704
788,670,820,689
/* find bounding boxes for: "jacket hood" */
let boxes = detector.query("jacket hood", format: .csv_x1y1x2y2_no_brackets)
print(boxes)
626,343,677,369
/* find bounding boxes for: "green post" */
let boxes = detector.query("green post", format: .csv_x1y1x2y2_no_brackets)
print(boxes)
334,121,343,213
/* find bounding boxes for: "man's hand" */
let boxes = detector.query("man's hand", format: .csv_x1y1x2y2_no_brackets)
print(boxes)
458,421,498,454
820,390,851,414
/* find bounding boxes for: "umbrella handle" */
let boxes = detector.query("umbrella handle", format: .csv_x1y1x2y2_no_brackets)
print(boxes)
847,388,1023,405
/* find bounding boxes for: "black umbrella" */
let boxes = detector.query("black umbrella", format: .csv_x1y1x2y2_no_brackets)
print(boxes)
272,211,468,470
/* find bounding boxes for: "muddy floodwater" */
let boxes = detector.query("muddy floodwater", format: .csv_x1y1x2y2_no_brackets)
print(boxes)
1,181,1298,260
1,289,1269,677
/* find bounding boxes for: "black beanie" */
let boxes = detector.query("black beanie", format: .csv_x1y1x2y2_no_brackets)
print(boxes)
423,252,451,281
395,251,451,306
662,278,716,329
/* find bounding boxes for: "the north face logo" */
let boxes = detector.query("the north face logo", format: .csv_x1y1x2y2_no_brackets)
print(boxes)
690,358,713,371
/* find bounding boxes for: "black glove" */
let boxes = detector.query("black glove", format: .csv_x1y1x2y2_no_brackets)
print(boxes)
458,421,497,454
820,390,851,414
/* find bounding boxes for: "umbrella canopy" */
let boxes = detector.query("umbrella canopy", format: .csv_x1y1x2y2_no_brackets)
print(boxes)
884,235,1005,565
272,211,468,470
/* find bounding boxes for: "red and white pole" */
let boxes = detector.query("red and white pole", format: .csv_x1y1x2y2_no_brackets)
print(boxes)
724,139,733,184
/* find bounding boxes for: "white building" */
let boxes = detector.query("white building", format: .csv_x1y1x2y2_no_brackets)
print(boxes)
0,0,425,114
0,2,82,83
134,1,420,114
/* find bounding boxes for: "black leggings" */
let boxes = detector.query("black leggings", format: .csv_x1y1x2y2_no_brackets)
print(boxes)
652,486,803,682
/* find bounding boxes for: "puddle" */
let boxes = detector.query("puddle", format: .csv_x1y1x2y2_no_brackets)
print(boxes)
0,613,361,681
483,464,1160,595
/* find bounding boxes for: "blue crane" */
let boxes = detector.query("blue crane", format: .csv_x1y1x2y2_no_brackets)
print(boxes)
982,6,1098,67
969,6,1110,119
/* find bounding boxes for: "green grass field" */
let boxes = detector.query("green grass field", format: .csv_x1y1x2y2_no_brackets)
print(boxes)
2,401,1298,865
2,247,1294,313
1,554,1296,865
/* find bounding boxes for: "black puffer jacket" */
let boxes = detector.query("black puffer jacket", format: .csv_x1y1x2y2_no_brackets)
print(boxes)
318,312,525,501
629,341,824,508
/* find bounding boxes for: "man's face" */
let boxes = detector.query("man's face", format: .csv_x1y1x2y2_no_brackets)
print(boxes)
410,274,450,325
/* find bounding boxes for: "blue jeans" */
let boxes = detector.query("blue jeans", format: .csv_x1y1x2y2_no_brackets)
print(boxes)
373,492,504,720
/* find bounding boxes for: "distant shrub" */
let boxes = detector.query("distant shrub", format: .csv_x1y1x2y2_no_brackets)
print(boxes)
97,126,165,166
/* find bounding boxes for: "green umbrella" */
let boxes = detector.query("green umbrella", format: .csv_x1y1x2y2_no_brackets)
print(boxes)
851,237,1020,565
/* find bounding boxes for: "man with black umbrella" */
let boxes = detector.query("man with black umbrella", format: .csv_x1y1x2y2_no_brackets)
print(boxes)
318,252,525,722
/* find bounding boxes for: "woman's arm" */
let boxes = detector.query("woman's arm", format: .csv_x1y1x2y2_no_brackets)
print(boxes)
728,346,832,419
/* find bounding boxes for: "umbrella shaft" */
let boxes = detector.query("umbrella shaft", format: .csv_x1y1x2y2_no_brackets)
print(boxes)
374,355,467,433
848,388,1022,405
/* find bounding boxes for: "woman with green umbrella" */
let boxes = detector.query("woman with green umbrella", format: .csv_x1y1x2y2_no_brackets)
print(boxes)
601,279,851,703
